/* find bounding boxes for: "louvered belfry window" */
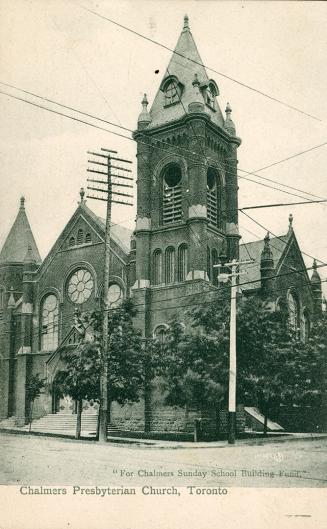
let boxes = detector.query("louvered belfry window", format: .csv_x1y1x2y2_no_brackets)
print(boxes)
162,164,182,225
207,167,221,228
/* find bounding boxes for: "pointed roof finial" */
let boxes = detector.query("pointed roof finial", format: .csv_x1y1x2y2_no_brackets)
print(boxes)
137,93,151,128
24,243,36,264
225,102,232,115
183,14,189,31
261,231,273,262
288,213,293,233
20,196,25,209
192,73,200,87
79,187,86,204
224,102,236,136
311,258,321,285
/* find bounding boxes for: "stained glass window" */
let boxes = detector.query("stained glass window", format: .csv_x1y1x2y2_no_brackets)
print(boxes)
68,269,94,304
41,294,59,351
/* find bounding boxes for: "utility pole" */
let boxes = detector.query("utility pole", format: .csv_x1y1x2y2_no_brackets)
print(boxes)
87,148,133,443
216,258,253,444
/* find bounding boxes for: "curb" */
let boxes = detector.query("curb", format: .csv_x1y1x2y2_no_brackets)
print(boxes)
1,427,326,448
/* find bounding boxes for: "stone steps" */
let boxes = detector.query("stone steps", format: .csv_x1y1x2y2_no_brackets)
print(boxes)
20,413,120,436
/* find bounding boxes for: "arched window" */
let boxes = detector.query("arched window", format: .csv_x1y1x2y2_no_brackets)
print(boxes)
164,81,179,106
162,164,182,225
165,247,175,284
68,236,75,247
77,229,84,245
177,244,188,282
85,233,91,243
153,249,163,285
288,291,299,333
206,84,216,109
154,325,168,351
301,310,310,342
207,167,222,228
41,294,59,351
212,248,218,286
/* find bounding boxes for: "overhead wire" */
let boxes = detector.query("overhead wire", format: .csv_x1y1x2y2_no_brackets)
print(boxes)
75,3,321,121
1,82,326,205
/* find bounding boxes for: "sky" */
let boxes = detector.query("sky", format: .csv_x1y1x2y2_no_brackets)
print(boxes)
0,0,326,292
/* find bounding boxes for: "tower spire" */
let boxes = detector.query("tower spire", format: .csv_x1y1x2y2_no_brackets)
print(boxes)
183,14,190,32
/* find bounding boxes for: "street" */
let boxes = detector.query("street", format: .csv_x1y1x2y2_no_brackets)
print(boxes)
1,432,326,488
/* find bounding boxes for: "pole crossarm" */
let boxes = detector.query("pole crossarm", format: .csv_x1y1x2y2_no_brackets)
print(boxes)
86,147,133,443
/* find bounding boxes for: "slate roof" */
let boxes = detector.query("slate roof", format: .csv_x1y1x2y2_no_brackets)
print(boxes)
81,203,132,254
0,198,41,264
239,235,289,291
148,17,225,130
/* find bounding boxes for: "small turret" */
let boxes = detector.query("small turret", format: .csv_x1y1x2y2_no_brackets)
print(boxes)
288,213,294,237
224,102,236,136
260,232,275,295
137,94,152,129
311,259,322,315
188,73,205,114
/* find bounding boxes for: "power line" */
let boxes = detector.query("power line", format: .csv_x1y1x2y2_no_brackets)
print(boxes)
1,82,326,205
7,270,326,338
75,3,321,121
240,209,327,267
240,199,327,211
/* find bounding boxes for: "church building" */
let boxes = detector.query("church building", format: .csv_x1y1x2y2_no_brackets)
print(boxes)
0,16,322,434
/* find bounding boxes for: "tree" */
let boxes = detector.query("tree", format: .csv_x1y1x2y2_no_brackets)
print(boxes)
161,294,312,437
26,374,45,432
161,312,229,438
55,342,101,439
56,299,145,439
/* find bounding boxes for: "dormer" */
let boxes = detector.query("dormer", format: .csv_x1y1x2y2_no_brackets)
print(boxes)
200,79,219,111
160,75,184,108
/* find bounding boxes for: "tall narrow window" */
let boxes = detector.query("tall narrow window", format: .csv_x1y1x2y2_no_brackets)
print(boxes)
207,167,221,228
207,246,211,281
301,311,310,342
165,247,175,284
178,244,188,282
288,291,299,333
154,325,168,352
212,248,218,286
153,249,163,285
41,294,59,351
77,229,84,245
162,164,182,225
0,287,4,309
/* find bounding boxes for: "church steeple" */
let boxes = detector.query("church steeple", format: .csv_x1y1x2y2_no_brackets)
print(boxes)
0,197,41,264
148,15,224,129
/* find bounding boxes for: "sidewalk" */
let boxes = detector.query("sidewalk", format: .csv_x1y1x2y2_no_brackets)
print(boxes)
0,424,326,449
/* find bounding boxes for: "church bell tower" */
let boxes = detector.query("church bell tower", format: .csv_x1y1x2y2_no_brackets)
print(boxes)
132,15,241,335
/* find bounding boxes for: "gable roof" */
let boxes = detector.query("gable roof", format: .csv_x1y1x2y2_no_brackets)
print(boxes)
239,234,289,291
148,16,225,129
81,203,132,254
0,197,41,265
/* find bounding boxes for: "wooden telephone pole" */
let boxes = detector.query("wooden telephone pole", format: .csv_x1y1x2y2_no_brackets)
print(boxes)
87,148,133,443
215,258,253,444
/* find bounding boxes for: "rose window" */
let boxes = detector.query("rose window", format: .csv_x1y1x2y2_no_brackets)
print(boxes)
68,269,94,304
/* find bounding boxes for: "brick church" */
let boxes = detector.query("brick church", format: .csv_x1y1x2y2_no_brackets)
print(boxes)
0,16,322,434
